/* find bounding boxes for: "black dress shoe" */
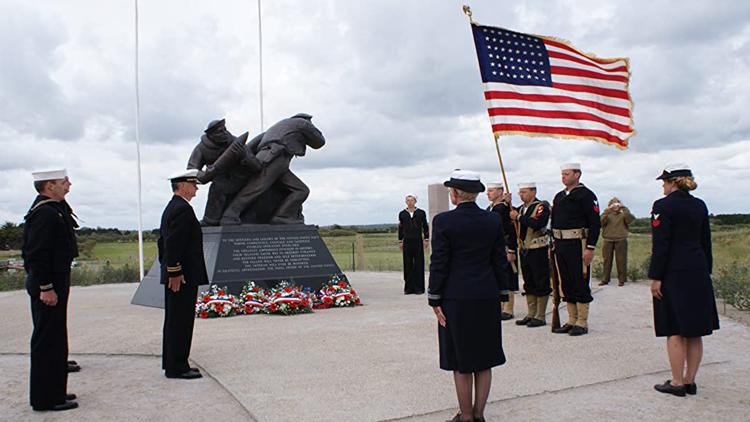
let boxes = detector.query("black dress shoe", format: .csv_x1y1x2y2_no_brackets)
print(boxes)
654,380,686,397
165,369,203,379
686,382,697,395
552,323,574,334
526,318,546,328
568,325,589,336
67,362,81,373
66,393,77,401
501,312,514,321
33,400,79,411
515,316,531,326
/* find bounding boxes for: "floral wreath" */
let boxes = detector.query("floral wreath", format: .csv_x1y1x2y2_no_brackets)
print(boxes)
266,280,313,315
237,281,270,315
195,285,239,318
314,274,361,309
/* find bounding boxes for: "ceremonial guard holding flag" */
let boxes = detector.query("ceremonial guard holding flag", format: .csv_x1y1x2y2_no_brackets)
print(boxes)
486,182,518,319
551,163,601,336
510,182,551,327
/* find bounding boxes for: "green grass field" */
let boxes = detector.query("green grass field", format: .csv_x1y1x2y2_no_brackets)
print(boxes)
3,228,747,276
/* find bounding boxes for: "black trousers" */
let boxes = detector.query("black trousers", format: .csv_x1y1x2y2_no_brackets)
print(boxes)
520,248,551,296
402,239,425,293
162,284,198,375
27,274,69,409
553,239,593,303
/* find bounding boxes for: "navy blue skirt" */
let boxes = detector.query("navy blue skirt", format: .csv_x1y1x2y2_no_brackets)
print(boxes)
653,269,720,337
438,299,506,373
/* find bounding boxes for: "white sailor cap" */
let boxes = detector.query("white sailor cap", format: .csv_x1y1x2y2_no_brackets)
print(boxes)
405,193,418,200
486,182,504,189
560,162,581,171
32,169,68,181
443,169,485,193
517,182,536,189
167,169,201,183
656,163,692,180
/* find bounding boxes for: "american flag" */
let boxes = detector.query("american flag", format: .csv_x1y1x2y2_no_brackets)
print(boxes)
471,23,634,149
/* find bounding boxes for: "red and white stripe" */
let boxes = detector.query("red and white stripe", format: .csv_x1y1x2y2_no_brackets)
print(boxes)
485,37,633,148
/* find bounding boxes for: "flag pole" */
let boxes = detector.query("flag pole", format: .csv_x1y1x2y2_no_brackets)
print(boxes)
134,0,145,280
257,0,264,131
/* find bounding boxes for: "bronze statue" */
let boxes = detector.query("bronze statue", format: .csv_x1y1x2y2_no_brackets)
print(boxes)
187,114,325,225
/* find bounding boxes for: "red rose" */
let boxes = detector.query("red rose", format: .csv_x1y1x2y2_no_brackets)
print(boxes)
268,303,277,312
354,298,361,305
323,296,333,305
216,304,224,312
350,289,357,295
218,289,225,296
203,295,210,303
199,311,208,318
338,282,347,288
284,287,292,293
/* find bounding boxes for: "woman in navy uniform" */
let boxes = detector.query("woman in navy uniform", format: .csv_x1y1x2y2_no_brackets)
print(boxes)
649,164,719,397
22,169,79,411
159,169,209,379
428,170,509,422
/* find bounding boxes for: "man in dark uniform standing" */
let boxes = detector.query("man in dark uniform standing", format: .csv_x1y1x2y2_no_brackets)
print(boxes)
22,169,79,411
486,182,518,320
398,194,429,294
510,183,551,328
159,169,209,379
551,163,601,336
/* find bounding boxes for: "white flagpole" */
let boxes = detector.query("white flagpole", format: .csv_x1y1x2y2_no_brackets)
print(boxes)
258,0,264,131
134,0,145,280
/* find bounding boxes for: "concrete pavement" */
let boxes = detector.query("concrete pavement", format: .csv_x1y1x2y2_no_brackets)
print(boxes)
1,272,748,421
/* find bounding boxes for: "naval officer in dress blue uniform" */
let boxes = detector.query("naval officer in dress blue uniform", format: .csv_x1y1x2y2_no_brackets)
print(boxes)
159,169,209,379
428,170,509,422
649,164,719,397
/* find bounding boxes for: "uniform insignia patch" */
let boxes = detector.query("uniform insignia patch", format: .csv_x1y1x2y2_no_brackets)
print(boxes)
593,200,600,213
651,213,660,228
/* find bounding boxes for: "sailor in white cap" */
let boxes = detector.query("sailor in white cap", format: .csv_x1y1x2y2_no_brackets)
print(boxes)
159,169,208,379
550,163,601,336
428,170,509,422
509,182,552,328
486,182,519,320
22,169,80,411
398,194,430,294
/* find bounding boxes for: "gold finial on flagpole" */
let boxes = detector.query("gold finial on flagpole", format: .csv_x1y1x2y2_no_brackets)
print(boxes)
462,5,475,23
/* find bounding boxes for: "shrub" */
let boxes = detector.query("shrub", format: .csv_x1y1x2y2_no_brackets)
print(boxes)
714,262,750,311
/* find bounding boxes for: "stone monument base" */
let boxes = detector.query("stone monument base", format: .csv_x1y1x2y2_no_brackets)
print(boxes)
131,224,342,308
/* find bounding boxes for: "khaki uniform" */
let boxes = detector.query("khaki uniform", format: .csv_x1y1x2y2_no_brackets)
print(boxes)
600,207,635,285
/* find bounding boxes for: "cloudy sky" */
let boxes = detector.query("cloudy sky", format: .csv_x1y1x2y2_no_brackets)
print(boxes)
1,0,748,229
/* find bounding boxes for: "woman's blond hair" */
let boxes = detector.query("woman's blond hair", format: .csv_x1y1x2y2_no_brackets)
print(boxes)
450,188,479,202
671,176,697,191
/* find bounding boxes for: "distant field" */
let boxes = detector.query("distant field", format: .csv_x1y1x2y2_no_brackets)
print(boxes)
3,226,747,279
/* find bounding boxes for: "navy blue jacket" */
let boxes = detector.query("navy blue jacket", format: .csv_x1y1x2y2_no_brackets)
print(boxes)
648,190,712,280
158,195,209,286
428,202,509,306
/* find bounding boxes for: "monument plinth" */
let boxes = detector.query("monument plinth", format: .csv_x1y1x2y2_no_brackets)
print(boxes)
131,224,342,308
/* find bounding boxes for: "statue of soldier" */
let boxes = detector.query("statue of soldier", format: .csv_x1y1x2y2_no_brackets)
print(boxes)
187,119,260,226
219,113,325,225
